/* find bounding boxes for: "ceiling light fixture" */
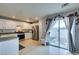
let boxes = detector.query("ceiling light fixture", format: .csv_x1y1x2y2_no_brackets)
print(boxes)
12,16,16,18
26,18,30,22
35,17,38,20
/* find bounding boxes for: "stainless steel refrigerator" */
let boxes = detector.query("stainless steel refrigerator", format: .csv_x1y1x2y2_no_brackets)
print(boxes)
32,25,39,41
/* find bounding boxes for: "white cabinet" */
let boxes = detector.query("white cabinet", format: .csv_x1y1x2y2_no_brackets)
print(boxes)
0,19,16,29
0,38,19,55
25,33,32,39
5,20,16,29
0,19,32,30
0,19,5,29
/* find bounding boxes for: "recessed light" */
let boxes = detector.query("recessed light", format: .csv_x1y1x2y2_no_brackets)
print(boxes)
12,16,16,18
26,18,30,22
35,17,38,20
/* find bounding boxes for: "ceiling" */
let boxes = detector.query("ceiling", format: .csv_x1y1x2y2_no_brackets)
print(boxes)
0,3,79,22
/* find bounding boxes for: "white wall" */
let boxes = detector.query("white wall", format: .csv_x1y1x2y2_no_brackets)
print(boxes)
39,20,42,40
39,18,47,44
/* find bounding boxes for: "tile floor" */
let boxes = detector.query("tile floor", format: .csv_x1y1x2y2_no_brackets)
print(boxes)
19,39,72,55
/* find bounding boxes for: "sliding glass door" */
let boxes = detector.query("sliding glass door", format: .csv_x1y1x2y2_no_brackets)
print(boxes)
48,20,59,46
48,17,69,50
60,19,69,49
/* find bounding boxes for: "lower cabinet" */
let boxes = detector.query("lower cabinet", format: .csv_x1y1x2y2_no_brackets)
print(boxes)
0,38,19,55
25,33,32,39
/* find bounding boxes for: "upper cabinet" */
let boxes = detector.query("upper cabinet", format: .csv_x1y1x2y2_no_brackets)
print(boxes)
5,20,16,29
0,19,6,29
0,19,17,29
0,19,32,30
21,22,32,29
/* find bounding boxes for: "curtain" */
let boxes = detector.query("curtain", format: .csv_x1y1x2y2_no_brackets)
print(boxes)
45,17,56,43
69,16,76,53
63,17,70,29
46,18,53,32
45,18,53,44
45,16,64,44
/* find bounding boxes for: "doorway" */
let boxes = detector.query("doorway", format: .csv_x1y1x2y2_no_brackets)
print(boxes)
47,17,69,50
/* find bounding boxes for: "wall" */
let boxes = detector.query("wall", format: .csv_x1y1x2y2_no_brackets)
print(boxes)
39,18,47,44
39,20,42,40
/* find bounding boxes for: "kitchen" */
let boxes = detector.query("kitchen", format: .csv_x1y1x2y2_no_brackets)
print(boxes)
1,3,79,55
0,16,39,55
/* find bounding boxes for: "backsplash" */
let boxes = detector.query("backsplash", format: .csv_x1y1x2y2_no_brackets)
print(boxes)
0,29,15,33
0,29,32,34
0,34,17,38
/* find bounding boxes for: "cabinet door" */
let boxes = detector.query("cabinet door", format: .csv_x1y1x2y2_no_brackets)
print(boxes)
0,19,17,29
0,19,5,29
5,20,16,29
25,33,32,39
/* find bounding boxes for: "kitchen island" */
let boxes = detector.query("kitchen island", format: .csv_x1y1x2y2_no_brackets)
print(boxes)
0,34,19,55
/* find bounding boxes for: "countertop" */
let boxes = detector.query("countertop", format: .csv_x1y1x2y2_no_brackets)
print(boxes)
0,34,18,42
0,32,32,34
0,31,32,42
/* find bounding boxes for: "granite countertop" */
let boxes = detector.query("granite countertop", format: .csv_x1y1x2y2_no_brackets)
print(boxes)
0,34,18,42
0,29,32,34
0,31,32,34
